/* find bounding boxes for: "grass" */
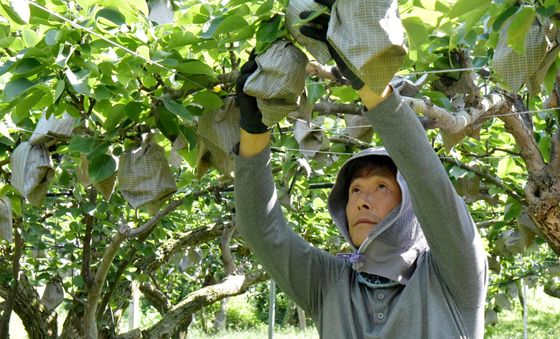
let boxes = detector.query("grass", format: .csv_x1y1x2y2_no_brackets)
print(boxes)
188,325,319,339
485,287,560,339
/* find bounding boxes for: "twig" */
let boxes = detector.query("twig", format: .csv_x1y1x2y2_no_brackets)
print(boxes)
313,101,363,115
220,221,237,276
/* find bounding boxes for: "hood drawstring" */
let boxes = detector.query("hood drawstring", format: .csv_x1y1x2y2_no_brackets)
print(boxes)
336,252,365,264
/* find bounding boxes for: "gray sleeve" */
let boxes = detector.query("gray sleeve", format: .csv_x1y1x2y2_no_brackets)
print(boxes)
233,146,345,315
363,91,488,309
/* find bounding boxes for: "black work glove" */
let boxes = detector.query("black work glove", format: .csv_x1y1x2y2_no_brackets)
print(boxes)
299,0,365,90
235,53,268,134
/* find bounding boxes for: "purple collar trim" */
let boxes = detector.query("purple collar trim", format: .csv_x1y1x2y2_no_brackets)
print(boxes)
336,252,365,264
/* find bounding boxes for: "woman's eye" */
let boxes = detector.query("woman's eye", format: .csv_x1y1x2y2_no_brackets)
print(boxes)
351,187,360,194
378,184,387,190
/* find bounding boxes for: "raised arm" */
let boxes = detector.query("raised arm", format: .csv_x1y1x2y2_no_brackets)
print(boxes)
233,54,344,316
360,85,487,309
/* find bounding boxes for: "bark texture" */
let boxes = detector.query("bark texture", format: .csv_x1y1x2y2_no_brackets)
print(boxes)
0,273,57,339
141,271,267,338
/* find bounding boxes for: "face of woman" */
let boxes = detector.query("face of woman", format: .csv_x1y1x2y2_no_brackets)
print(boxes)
345,172,402,247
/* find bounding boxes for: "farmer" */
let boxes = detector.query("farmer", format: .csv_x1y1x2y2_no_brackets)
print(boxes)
233,6,488,339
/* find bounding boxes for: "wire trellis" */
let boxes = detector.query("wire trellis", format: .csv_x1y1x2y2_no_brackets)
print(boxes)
0,0,554,165
19,0,504,87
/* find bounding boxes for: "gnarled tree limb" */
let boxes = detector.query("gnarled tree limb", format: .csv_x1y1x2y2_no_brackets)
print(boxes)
499,113,545,174
0,267,57,338
403,92,510,134
139,283,170,315
141,270,267,339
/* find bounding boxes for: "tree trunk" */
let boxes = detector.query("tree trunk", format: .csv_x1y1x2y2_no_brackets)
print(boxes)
297,306,306,330
60,306,84,339
213,298,227,332
0,274,57,339
525,168,560,255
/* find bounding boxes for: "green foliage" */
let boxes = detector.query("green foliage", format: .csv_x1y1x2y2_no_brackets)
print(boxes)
224,295,261,330
0,0,559,336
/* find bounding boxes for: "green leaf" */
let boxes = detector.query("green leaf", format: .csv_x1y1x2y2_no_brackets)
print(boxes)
0,121,13,142
165,31,200,48
449,166,468,179
256,0,274,16
492,6,519,32
97,0,148,21
1,1,30,24
14,90,45,123
507,7,536,55
538,135,551,163
44,29,60,46
221,25,255,44
191,91,223,113
28,1,54,25
201,15,248,38
96,7,126,26
175,60,216,77
93,85,112,101
163,98,193,122
54,80,66,101
423,91,453,110
497,157,515,177
504,200,522,221
312,197,326,209
306,79,325,105
448,0,490,19
125,101,145,121
65,68,91,95
156,105,180,141
88,154,116,183
68,136,95,154
179,126,197,149
88,140,111,160
537,0,559,17
226,3,251,17
200,16,224,39
331,86,359,103
402,17,429,48
3,78,34,102
13,58,42,75
72,275,84,289
255,15,282,53
22,29,39,47
0,60,15,76
103,104,126,131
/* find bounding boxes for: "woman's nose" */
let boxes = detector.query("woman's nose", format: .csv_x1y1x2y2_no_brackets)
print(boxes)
358,194,373,210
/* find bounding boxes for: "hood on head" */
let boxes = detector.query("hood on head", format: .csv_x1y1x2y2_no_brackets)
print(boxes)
327,147,428,284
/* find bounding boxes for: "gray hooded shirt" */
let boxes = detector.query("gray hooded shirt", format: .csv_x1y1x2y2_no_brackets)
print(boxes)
234,91,488,338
